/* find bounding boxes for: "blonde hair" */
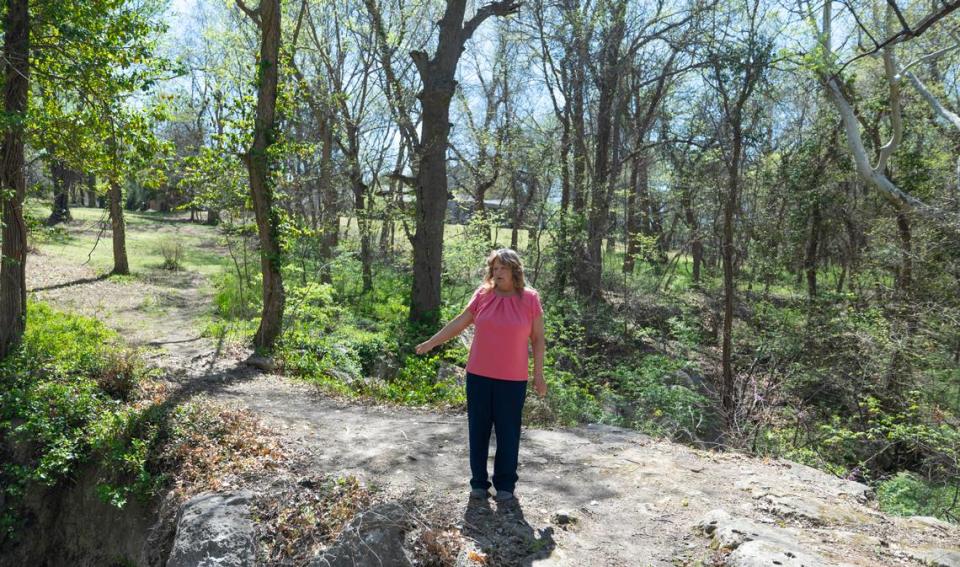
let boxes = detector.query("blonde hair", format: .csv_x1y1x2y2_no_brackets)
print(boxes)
481,248,526,294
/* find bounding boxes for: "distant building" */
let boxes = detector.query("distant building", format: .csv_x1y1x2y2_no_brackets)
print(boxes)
446,195,513,225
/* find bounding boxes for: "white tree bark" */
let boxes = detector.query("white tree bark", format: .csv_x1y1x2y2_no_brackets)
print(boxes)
819,0,959,229
903,71,960,131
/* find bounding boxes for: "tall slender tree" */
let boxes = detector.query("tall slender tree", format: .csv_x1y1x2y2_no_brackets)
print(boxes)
703,0,772,425
0,0,30,358
236,0,286,351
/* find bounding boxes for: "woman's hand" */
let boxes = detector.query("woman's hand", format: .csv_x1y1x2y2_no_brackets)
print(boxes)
532,374,548,397
415,310,473,356
415,340,435,355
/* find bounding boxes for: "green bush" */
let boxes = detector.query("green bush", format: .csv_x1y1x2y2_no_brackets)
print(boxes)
603,356,709,438
525,368,605,427
159,237,184,271
282,328,364,383
381,355,464,407
0,304,158,537
877,472,959,521
212,270,261,321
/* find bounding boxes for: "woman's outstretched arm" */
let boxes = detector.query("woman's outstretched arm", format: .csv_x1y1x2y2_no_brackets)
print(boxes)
415,309,475,354
530,315,547,397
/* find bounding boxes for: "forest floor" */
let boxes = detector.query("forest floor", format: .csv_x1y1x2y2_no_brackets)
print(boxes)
24,208,960,566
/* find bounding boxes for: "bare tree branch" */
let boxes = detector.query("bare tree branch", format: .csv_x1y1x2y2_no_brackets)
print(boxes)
235,0,261,26
898,43,960,75
819,0,960,230
410,49,429,77
837,0,960,75
874,10,903,172
462,1,521,45
904,71,960,131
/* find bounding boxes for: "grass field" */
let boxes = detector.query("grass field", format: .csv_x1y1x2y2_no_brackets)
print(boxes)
28,204,232,278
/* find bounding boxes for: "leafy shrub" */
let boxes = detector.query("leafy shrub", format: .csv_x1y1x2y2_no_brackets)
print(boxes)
0,304,156,536
877,472,959,522
212,271,262,320
442,215,496,286
602,356,709,438
282,328,365,384
525,368,605,427
381,355,464,407
666,314,702,348
159,238,184,271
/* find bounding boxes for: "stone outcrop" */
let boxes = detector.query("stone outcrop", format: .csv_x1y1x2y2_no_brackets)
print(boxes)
166,492,257,567
310,502,414,567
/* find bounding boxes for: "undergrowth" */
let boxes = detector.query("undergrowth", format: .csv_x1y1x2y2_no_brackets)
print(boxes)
0,303,287,542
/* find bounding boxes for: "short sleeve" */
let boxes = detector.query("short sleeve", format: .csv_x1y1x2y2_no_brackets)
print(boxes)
467,286,485,315
528,289,543,319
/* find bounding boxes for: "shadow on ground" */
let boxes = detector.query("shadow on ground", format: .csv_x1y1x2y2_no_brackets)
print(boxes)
28,274,110,293
463,497,556,566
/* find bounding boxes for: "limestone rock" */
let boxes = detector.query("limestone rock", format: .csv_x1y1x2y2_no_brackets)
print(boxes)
696,509,795,550
246,355,276,372
166,491,256,567
907,516,956,532
311,502,414,567
726,539,832,567
757,492,871,525
901,547,960,567
437,362,466,386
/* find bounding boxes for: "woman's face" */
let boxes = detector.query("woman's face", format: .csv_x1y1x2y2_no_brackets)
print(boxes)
491,259,514,291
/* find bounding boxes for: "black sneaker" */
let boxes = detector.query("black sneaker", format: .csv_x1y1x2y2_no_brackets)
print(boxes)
470,488,490,499
494,490,515,502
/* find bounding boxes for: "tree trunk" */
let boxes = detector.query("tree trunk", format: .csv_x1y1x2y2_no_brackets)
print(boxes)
108,179,129,275
895,211,912,296
582,0,626,297
86,173,99,207
681,187,702,286
242,0,285,351
721,131,742,423
804,199,821,299
407,0,518,328
318,114,337,283
568,37,588,295
0,0,29,358
624,152,646,273
410,88,452,328
554,80,572,291
48,160,73,225
511,189,519,250
348,125,373,293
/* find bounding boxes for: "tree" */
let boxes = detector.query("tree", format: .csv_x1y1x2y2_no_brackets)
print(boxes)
0,0,30,358
47,160,80,225
580,0,629,297
236,0,286,351
365,0,520,329
702,0,773,425
311,1,379,293
30,0,170,275
816,0,960,230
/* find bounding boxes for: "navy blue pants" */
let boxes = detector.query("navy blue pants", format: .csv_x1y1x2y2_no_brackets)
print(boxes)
466,372,527,493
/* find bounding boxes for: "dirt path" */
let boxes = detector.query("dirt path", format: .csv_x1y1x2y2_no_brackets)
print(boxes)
27,222,960,566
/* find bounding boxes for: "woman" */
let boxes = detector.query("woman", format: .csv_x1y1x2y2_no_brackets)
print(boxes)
415,248,547,502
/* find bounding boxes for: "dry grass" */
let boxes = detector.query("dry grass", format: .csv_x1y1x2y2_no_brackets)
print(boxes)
251,475,373,566
158,396,286,500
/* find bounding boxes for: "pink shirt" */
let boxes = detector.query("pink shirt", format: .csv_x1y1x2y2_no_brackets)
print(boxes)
465,286,544,381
